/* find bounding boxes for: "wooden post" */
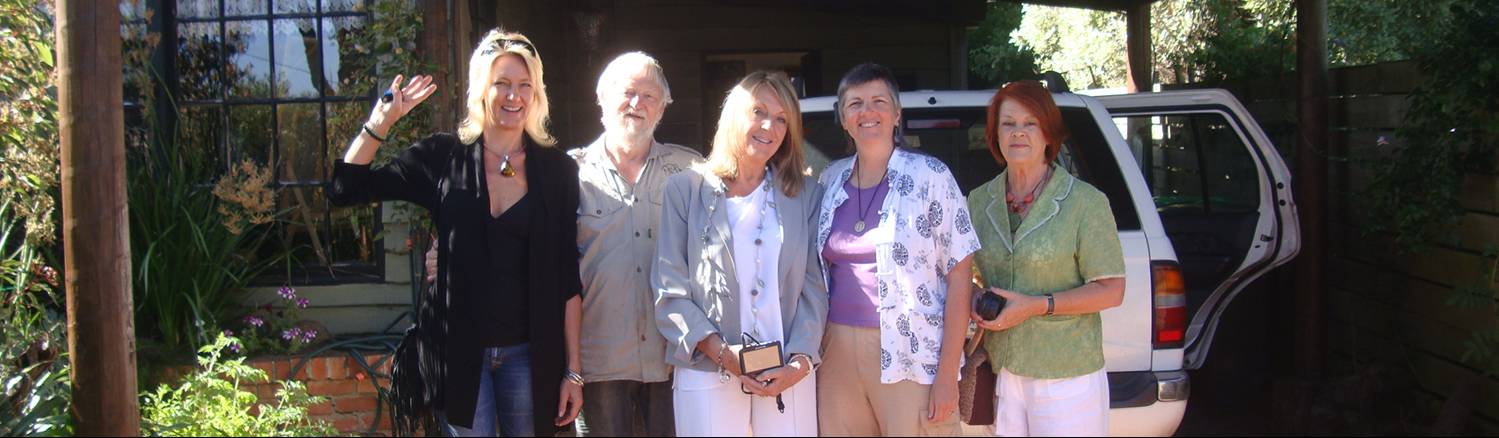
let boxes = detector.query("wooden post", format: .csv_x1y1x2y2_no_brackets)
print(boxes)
1294,0,1328,379
420,0,454,131
56,1,139,435
1125,1,1151,93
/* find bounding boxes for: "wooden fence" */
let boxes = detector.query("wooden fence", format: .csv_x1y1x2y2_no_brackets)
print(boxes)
1175,60,1499,433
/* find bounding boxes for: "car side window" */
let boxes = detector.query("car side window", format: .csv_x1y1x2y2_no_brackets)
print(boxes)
1115,114,1260,214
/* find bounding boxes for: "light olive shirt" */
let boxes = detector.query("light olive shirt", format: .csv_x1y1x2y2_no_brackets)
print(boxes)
967,165,1125,379
571,136,702,383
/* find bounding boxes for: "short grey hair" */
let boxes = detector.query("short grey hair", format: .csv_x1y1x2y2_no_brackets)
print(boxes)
834,62,906,149
596,51,673,105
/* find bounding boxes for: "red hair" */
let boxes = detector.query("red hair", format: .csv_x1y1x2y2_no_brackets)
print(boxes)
984,80,1068,167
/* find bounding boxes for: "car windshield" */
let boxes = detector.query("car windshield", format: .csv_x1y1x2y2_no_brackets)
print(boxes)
801,106,1141,231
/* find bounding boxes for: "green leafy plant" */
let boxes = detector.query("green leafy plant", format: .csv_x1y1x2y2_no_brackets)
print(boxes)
130,152,288,351
0,0,69,435
0,201,71,437
140,335,335,437
0,0,59,247
967,1,1038,89
1363,0,1496,252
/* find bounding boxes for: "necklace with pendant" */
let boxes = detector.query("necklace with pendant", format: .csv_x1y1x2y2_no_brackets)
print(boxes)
498,152,516,177
853,162,888,233
482,137,520,178
1006,167,1052,214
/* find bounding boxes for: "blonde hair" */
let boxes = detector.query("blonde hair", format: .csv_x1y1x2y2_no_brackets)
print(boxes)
458,29,556,146
701,71,806,197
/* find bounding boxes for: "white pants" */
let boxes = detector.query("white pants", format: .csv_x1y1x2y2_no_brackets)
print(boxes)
992,368,1109,437
673,368,818,437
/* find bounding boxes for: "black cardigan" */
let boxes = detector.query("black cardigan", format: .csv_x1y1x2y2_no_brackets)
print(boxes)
328,133,581,432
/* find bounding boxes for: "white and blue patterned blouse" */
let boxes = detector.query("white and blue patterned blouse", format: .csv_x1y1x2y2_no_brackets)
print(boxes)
815,147,982,385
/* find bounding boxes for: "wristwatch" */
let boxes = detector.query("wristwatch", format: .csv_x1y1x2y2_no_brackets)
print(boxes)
1044,294,1055,316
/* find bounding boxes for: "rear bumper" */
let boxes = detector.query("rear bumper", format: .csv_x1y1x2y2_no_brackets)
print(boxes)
1108,370,1190,437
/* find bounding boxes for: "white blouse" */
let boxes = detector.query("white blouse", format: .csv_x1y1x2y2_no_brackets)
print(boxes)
815,148,982,385
728,178,786,346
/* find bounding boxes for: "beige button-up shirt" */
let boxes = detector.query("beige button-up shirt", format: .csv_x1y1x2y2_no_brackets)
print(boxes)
571,136,702,383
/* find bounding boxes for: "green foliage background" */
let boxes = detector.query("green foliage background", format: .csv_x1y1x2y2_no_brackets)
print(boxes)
0,0,68,435
970,0,1431,90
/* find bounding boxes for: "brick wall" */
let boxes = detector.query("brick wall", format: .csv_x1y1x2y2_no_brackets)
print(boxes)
244,353,394,435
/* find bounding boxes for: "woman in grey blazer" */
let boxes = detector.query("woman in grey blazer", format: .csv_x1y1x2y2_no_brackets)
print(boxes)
651,71,828,437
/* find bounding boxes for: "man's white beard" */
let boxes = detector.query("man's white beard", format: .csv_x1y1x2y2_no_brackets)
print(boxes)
608,119,656,146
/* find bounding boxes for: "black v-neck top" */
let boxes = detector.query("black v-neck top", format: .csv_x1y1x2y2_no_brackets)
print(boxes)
480,187,532,347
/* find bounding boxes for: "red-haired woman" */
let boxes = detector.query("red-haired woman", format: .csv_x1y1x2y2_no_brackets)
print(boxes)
966,80,1125,436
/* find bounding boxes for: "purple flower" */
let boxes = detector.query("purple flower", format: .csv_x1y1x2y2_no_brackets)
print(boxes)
300,329,318,344
222,329,234,337
243,315,264,328
296,297,311,309
282,327,302,341
229,342,242,354
277,287,297,300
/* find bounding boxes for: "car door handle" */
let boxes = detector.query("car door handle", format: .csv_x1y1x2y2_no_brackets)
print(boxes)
1259,234,1273,242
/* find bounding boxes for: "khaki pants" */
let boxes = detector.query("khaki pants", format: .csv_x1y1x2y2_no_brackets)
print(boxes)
817,323,961,437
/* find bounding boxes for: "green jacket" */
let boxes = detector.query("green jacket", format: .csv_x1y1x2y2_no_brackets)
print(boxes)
967,166,1125,379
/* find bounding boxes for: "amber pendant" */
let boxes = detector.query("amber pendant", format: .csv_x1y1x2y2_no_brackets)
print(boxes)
498,157,516,177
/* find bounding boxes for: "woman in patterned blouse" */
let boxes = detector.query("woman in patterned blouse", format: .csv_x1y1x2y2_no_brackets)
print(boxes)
814,63,982,437
967,80,1126,436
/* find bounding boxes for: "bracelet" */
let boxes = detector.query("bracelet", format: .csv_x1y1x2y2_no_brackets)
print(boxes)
789,353,818,374
1044,293,1056,316
564,369,585,387
714,336,731,383
361,124,388,143
715,336,731,365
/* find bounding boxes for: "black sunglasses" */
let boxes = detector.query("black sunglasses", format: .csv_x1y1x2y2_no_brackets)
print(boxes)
481,38,536,57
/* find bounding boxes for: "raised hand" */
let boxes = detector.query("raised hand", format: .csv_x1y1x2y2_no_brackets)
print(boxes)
367,74,438,131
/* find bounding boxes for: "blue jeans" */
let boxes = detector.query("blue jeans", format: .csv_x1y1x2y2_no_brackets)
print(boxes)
443,344,534,437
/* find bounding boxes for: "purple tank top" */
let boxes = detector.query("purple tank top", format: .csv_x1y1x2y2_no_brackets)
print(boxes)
821,176,888,328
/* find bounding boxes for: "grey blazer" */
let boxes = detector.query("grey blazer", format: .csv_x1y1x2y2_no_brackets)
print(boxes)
652,167,830,372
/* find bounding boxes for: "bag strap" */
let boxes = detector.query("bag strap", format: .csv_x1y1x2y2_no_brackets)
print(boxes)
964,329,988,356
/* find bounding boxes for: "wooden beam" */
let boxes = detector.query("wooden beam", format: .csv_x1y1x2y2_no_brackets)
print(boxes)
420,0,454,130
1125,1,1151,93
1294,0,1328,379
997,0,1150,12
56,1,139,435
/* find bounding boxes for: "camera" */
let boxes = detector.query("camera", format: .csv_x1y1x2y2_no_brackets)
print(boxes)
975,290,1007,321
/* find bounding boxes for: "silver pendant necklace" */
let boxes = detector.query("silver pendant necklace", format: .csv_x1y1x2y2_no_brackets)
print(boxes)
853,161,888,233
747,168,775,340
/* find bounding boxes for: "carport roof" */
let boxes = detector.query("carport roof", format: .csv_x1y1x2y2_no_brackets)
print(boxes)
999,0,1157,11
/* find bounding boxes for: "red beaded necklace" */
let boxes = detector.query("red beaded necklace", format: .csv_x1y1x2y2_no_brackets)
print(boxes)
1005,167,1052,215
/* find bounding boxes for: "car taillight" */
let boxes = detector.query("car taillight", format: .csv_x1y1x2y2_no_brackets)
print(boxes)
1152,261,1187,349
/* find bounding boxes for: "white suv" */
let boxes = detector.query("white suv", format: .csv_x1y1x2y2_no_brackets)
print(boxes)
799,88,1300,437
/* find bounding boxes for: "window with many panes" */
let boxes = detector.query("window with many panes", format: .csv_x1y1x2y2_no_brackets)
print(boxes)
124,0,383,285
